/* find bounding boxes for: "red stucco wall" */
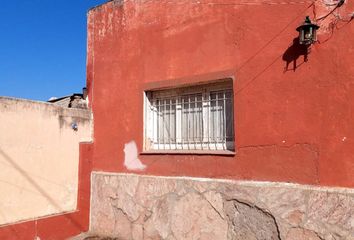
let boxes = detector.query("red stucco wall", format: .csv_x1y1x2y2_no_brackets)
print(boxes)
87,0,354,187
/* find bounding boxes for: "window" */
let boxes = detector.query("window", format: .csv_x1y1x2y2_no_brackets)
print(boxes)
144,80,234,152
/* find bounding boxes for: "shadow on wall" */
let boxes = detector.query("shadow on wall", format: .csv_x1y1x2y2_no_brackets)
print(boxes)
282,37,310,72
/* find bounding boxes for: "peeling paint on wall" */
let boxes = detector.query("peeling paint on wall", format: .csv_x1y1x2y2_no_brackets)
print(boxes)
123,141,146,171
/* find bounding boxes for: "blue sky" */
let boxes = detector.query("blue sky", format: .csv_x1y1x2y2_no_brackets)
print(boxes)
0,0,106,101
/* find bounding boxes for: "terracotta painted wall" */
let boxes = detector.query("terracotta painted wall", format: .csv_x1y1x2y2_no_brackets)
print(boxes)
0,97,92,226
87,0,354,187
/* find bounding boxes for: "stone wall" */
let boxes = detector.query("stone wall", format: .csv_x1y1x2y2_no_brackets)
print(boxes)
0,97,92,225
90,173,354,240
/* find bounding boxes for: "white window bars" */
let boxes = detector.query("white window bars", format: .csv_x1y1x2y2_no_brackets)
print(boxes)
145,81,234,151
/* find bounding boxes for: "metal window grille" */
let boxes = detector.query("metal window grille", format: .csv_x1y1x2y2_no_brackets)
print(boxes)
145,82,234,151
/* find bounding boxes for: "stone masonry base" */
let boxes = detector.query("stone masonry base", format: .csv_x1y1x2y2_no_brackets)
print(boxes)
90,173,354,240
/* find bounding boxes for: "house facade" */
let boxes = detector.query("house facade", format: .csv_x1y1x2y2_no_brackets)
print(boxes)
87,0,354,187
0,0,353,239
85,1,354,238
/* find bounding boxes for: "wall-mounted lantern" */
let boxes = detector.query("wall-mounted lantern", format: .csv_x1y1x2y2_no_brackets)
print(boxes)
296,16,320,45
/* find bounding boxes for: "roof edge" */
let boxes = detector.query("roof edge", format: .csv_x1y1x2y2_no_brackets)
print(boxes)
88,0,122,13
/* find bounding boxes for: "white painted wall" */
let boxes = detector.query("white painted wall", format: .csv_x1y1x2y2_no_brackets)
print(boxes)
0,97,92,225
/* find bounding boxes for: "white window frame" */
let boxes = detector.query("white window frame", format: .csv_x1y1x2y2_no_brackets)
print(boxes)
144,80,235,152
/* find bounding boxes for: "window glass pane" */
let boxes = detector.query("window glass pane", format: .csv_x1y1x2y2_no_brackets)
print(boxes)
156,97,177,147
210,90,234,149
146,81,234,151
210,91,224,144
181,93,202,147
225,91,234,142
